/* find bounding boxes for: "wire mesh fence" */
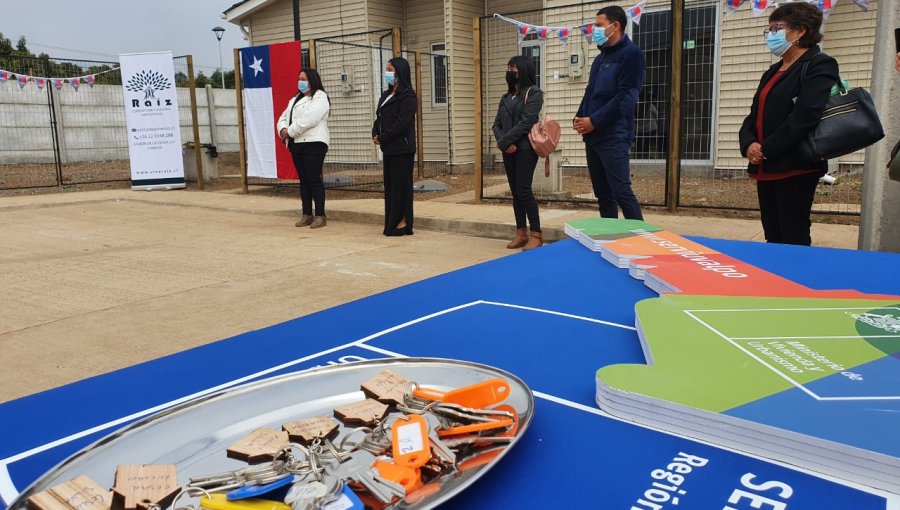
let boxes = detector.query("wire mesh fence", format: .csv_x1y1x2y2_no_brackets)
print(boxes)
406,49,452,179
0,54,202,190
479,0,874,215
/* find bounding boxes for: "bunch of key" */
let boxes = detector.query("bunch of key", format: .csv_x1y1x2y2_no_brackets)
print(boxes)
185,370,519,510
25,371,519,510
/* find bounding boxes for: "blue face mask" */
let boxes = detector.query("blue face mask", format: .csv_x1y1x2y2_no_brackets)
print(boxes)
593,25,610,47
385,71,396,86
298,80,309,93
766,31,793,57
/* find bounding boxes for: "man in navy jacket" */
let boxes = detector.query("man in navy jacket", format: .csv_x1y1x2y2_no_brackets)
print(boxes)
574,6,645,220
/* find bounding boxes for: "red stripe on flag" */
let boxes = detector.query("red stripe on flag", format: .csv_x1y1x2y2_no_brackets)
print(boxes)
269,40,303,180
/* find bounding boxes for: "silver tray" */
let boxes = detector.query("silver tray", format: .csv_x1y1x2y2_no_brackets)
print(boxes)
9,358,535,509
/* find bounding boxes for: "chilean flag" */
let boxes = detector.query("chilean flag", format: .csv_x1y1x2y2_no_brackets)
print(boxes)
240,41,302,179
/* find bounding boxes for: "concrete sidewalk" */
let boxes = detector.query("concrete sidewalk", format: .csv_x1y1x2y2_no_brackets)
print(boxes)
0,188,860,249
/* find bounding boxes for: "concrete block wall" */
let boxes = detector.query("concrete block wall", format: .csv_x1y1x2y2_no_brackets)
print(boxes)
0,82,240,165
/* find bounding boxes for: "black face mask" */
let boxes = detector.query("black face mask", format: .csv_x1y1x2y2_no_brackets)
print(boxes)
505,71,518,88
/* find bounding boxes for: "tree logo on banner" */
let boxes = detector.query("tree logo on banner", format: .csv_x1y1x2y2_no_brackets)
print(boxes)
125,69,172,101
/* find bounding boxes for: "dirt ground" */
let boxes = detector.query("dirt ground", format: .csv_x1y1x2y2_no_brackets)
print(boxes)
1,154,861,225
0,194,509,402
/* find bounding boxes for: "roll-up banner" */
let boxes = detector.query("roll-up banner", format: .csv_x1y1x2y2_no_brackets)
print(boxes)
119,51,185,190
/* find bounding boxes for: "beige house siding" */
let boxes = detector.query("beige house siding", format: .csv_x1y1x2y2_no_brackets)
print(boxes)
367,0,403,32
445,0,484,166
245,0,294,45
406,1,451,161
715,0,879,169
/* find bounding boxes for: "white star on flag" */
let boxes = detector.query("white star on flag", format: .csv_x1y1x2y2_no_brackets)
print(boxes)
249,56,264,77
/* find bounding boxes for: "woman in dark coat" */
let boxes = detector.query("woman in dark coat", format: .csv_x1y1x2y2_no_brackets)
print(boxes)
738,2,839,246
373,57,417,236
492,55,544,250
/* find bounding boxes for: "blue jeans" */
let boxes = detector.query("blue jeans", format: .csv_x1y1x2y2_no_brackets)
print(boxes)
585,140,643,220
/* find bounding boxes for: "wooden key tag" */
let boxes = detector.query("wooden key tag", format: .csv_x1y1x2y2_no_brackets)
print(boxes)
282,415,340,445
332,398,388,426
226,428,290,464
412,378,510,409
360,370,412,405
27,476,111,510
391,415,431,469
111,464,179,510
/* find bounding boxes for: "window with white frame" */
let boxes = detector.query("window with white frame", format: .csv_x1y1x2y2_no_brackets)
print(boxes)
431,43,448,107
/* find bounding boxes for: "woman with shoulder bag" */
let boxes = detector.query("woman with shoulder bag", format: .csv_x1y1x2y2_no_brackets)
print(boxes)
738,3,839,246
492,55,544,250
373,57,417,237
277,68,330,229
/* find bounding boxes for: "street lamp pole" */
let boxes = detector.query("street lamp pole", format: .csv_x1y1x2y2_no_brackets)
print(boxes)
212,26,226,88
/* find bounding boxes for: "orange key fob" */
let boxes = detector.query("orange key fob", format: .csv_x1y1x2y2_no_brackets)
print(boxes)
412,378,510,408
392,415,431,468
373,459,423,495
436,417,513,438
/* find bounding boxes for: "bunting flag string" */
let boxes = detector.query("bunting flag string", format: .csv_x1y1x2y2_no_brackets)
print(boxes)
726,0,860,16
494,1,647,47
0,66,119,92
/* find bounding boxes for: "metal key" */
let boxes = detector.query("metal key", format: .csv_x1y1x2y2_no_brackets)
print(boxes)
423,413,457,466
284,480,328,510
327,450,405,504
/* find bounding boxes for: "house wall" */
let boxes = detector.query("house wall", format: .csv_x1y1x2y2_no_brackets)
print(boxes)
405,0,451,162
445,0,485,167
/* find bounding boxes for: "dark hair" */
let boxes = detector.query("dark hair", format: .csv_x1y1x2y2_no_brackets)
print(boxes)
388,57,415,95
597,6,628,34
506,55,536,96
769,2,823,48
300,67,329,103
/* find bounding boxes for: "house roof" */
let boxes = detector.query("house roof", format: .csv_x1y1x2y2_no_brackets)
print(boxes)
222,0,278,23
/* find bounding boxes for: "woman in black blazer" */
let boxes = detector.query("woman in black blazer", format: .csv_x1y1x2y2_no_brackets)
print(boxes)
492,55,544,251
373,57,417,236
739,2,839,246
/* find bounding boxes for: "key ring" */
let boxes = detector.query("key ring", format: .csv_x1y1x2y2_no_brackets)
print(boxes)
167,487,211,510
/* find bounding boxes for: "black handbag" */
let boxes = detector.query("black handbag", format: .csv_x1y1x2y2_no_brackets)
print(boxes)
796,61,884,162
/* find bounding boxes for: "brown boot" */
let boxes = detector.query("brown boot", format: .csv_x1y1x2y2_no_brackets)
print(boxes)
507,228,528,249
310,216,327,229
295,214,313,227
522,230,543,251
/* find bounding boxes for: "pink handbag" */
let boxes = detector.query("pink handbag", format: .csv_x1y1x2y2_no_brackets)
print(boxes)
524,87,561,177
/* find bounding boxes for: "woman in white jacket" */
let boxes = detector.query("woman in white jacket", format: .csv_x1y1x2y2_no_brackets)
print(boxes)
277,68,330,228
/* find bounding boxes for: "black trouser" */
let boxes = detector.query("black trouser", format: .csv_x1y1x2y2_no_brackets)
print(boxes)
290,147,326,217
756,171,821,246
585,139,643,220
502,146,541,232
383,153,414,235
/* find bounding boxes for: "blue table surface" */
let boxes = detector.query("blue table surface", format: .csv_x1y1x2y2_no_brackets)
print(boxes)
1,237,898,509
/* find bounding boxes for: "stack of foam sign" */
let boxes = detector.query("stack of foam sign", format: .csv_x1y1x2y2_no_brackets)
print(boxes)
565,218,900,494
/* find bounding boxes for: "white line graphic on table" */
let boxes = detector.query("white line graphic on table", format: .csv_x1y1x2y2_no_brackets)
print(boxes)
0,300,632,504
684,308,900,402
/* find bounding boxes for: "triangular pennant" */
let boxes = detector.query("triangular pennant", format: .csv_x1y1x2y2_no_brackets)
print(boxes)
630,1,646,25
35,78,46,90
751,0,769,16
851,0,868,9
558,27,571,48
54,79,64,90
85,75,95,88
581,23,594,43
818,0,835,20
17,75,28,89
0,70,8,82
724,0,747,15
536,26,550,40
70,77,80,91
517,23,532,43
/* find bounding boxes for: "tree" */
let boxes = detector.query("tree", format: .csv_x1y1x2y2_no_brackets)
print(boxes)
207,69,235,89
194,71,210,89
